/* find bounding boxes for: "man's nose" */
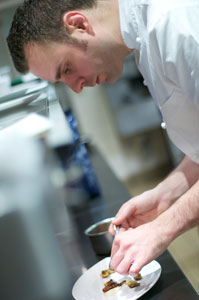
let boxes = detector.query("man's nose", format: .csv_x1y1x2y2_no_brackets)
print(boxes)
62,77,85,93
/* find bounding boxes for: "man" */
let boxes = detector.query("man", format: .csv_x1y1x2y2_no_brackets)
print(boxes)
7,0,131,93
7,0,199,275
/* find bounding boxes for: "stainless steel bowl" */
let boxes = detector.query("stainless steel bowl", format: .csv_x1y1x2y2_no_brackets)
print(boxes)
84,217,114,256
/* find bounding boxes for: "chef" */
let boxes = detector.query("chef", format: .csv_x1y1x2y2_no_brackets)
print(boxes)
7,0,199,275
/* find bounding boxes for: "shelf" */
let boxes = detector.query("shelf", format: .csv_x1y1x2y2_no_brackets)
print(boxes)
105,76,162,137
114,96,161,137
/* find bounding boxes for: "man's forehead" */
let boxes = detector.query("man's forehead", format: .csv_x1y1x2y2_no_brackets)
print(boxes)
25,42,56,81
25,40,71,61
25,41,48,58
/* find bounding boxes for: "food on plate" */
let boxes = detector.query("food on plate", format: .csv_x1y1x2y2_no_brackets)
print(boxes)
103,280,118,292
101,269,142,280
102,278,141,293
101,267,142,294
134,273,142,281
104,279,114,287
102,279,126,293
126,280,140,288
101,268,115,278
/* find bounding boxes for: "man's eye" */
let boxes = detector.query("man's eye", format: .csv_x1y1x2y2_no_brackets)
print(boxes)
64,65,70,75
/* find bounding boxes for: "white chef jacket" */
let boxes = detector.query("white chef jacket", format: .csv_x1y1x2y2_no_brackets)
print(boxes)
118,0,199,163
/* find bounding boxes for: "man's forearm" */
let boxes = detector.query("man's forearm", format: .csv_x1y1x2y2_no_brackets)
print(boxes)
155,179,199,243
155,155,199,206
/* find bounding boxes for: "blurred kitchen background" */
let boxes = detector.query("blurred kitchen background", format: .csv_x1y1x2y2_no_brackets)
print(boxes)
0,0,198,295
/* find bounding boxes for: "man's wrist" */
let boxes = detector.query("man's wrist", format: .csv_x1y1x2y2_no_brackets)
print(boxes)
152,205,181,245
153,182,177,209
153,180,199,243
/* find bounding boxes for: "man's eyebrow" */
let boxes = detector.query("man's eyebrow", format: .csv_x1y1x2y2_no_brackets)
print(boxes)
55,63,62,81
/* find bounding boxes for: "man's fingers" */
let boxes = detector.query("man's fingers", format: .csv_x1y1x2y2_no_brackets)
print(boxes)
129,255,151,275
108,222,115,235
110,255,124,270
116,255,134,275
129,261,142,275
114,209,131,224
113,204,135,226
110,233,125,268
121,220,130,230
109,214,131,235
110,235,120,259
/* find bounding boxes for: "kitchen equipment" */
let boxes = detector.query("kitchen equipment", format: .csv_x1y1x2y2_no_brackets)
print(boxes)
0,80,48,102
84,217,114,256
0,132,71,300
0,66,11,94
114,224,120,235
0,91,41,112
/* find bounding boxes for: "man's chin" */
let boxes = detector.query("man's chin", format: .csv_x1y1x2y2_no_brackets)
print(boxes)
106,76,120,84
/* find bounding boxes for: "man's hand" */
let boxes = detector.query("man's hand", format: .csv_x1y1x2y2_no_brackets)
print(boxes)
110,178,199,275
110,220,171,274
109,188,170,235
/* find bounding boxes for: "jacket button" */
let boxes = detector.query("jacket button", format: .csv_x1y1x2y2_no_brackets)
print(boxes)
161,122,166,129
143,80,147,86
136,37,141,44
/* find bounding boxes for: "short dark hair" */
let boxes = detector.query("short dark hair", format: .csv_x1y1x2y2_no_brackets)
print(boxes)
7,0,97,74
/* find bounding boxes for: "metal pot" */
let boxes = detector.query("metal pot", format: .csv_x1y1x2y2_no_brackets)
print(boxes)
84,217,114,256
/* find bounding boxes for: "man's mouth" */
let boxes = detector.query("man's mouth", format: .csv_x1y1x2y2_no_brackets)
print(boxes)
96,76,101,85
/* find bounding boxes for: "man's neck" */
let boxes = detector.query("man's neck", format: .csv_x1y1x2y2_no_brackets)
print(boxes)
95,0,133,54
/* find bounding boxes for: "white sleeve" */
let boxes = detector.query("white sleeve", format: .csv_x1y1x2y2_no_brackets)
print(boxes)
155,5,199,110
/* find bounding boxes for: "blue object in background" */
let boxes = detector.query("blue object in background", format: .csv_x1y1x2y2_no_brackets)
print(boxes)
64,109,101,198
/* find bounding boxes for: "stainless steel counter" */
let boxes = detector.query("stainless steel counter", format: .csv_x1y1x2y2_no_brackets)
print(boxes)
0,81,73,148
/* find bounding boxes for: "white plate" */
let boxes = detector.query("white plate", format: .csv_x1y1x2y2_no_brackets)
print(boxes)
72,257,161,300
0,92,42,112
0,81,48,103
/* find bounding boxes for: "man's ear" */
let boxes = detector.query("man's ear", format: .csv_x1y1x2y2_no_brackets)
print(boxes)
62,12,94,35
